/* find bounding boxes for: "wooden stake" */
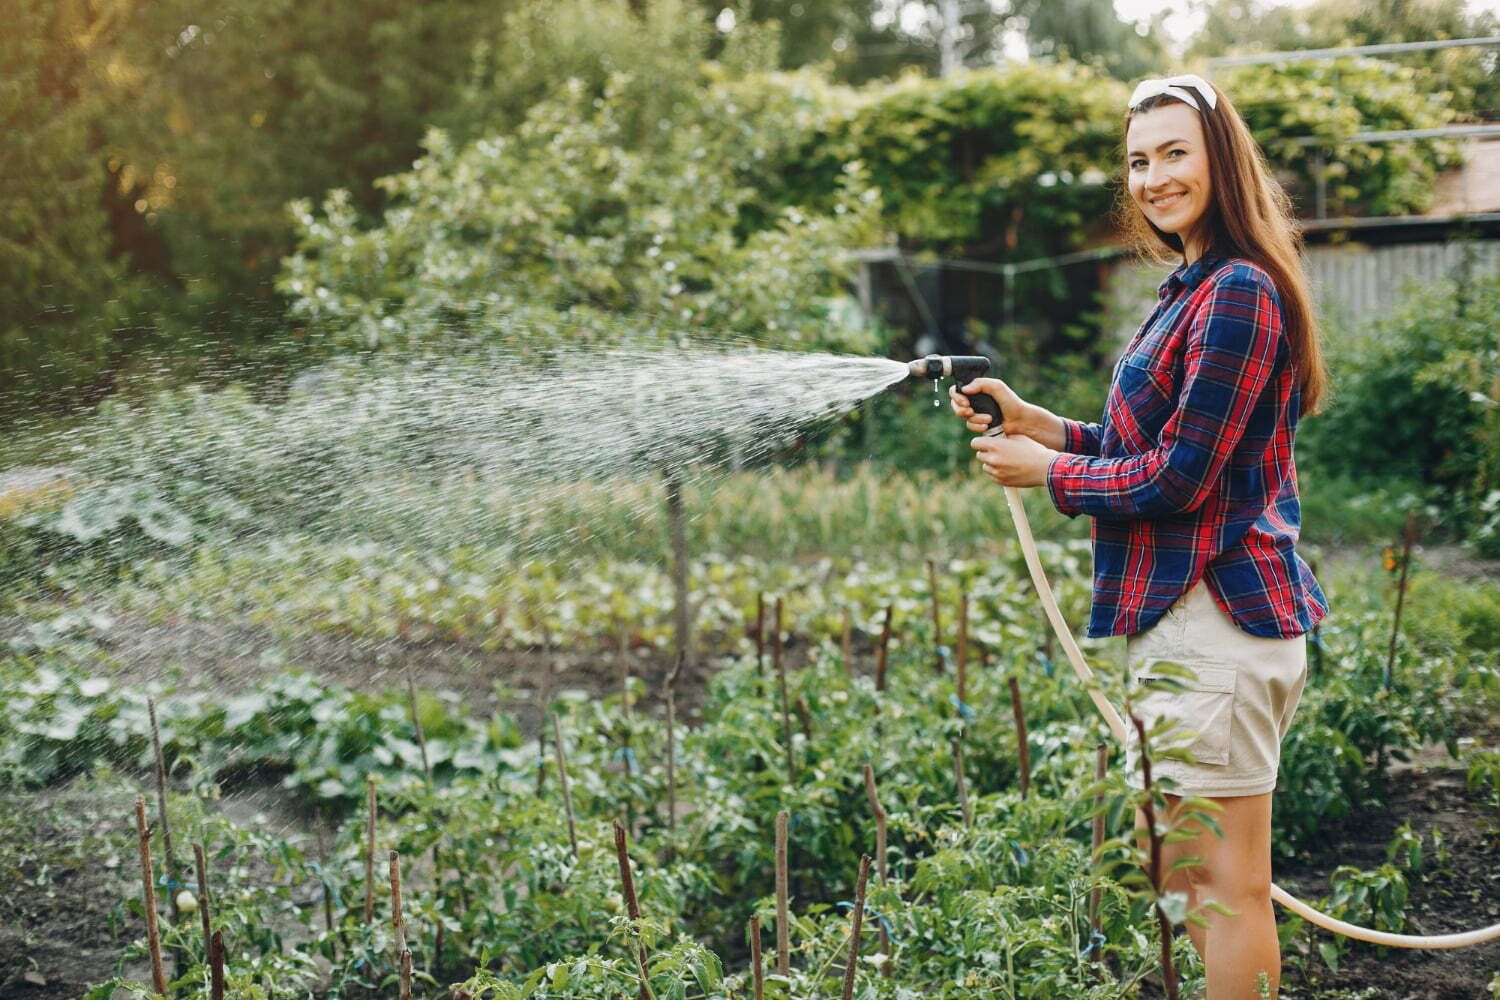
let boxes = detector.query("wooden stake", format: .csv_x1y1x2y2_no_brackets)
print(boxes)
862,765,887,884
840,855,871,1000
926,559,943,671
1309,557,1323,678
363,777,377,925
874,605,892,693
665,651,684,834
956,593,969,704
841,607,854,677
794,693,813,743
406,667,449,966
147,698,180,925
1008,676,1031,800
208,929,225,1000
749,916,765,1000
390,850,412,1000
134,795,167,996
1385,510,1418,690
863,764,892,974
1089,743,1108,964
755,593,766,675
314,811,335,943
618,618,632,722
952,738,971,829
775,809,791,976
665,470,692,681
552,714,579,859
534,728,546,797
774,599,795,786
613,820,655,1000
193,843,212,951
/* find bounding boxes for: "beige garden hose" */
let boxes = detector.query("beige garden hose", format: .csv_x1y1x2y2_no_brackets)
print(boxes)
999,483,1500,949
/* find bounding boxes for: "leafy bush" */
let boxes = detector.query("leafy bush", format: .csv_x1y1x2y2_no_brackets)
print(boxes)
1221,58,1462,218
1297,272,1500,550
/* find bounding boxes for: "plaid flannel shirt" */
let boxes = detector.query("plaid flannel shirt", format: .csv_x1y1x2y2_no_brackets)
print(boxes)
1045,250,1328,639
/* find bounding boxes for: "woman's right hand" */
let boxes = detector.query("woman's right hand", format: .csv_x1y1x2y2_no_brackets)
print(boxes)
948,378,1034,437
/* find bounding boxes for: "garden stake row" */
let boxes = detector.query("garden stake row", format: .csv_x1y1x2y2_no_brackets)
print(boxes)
1008,676,1031,800
390,851,413,1000
874,605,892,693
748,916,765,1000
775,809,791,975
840,855,872,1000
925,558,943,672
133,794,167,997
612,819,655,1000
773,598,796,786
363,776,377,924
1131,713,1180,1000
552,714,580,859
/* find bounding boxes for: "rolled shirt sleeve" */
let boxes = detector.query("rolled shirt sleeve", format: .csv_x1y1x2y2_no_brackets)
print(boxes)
1047,268,1282,521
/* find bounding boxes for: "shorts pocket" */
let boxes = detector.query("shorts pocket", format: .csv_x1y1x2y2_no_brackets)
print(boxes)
1130,662,1237,767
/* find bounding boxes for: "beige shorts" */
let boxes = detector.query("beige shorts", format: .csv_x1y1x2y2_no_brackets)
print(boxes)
1123,577,1308,797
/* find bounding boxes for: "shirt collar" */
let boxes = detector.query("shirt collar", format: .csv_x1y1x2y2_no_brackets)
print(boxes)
1157,247,1229,299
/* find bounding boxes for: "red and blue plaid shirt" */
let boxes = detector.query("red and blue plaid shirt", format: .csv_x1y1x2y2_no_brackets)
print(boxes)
1045,250,1328,639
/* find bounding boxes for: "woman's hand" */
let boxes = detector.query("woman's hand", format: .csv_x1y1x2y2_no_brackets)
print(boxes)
970,432,1059,488
948,377,1036,437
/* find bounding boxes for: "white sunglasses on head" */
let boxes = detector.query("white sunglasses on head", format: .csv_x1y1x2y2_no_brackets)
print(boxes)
1128,74,1218,113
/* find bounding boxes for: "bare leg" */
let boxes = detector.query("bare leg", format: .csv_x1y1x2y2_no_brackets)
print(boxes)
1137,791,1279,999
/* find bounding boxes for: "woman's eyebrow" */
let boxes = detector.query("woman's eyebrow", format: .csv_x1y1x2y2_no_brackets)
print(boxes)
1126,139,1191,157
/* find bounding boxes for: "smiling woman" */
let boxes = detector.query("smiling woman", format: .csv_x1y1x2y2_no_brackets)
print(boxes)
953,71,1336,999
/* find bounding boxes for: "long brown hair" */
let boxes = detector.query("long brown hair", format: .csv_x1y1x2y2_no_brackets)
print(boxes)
1118,80,1328,417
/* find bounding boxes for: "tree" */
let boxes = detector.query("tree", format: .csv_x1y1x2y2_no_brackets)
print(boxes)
0,0,147,404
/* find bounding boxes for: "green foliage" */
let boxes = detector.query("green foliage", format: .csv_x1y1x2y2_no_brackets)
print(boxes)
0,1,148,402
770,62,1127,252
1190,0,1500,119
1219,57,1462,218
1297,272,1500,549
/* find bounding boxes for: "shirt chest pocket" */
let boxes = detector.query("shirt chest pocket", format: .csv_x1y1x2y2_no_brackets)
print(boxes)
1107,358,1179,453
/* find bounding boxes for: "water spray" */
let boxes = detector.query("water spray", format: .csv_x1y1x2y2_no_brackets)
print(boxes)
910,352,1500,951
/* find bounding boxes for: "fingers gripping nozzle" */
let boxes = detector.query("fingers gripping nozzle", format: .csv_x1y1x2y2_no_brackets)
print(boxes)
907,354,1003,432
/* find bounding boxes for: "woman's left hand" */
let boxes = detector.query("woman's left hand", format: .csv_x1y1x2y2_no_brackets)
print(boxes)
969,432,1059,488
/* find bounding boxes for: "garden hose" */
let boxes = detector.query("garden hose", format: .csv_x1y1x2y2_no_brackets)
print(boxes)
997,480,1500,949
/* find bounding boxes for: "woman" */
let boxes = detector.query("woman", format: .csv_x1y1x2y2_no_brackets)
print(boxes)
949,73,1329,998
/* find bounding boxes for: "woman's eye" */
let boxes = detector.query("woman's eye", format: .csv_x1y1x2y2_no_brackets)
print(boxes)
1167,148,1185,158
1129,159,1145,169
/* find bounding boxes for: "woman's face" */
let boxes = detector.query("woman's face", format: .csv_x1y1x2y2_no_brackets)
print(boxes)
1125,102,1213,255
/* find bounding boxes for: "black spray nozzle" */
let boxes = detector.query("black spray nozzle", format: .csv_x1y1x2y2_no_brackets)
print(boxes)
907,354,1003,432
